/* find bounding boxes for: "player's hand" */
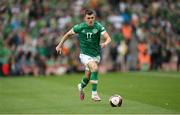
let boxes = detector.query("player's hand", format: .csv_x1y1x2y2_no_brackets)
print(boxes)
56,45,62,54
100,43,106,48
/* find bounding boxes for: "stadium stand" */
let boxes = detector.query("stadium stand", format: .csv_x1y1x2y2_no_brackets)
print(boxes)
0,0,179,76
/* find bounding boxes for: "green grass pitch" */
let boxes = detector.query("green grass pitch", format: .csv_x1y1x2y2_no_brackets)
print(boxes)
0,72,180,114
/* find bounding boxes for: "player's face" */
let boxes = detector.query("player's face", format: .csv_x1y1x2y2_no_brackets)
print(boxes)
85,14,95,26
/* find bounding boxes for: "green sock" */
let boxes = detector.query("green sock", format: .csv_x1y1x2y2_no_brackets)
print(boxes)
90,72,98,92
81,77,89,89
92,84,97,92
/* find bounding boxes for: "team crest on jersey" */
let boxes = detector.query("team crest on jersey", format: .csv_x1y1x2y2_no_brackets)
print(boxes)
92,29,98,34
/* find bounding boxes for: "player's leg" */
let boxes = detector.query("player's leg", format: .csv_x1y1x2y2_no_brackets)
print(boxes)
78,54,92,100
81,70,91,88
87,61,101,101
78,70,91,101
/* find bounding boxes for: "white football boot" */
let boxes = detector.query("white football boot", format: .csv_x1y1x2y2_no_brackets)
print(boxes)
92,92,101,102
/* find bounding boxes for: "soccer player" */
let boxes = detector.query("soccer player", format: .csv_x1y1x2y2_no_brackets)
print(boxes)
56,9,111,101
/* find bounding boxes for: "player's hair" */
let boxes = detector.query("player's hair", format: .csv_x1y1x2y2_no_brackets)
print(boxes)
84,9,96,16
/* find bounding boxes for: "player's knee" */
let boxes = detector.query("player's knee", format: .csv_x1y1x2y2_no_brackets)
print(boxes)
91,65,98,72
88,61,98,72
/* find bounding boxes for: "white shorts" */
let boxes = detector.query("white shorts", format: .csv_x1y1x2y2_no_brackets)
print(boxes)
79,54,101,71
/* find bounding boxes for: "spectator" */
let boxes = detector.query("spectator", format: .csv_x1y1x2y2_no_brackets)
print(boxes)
138,50,151,71
0,0,180,76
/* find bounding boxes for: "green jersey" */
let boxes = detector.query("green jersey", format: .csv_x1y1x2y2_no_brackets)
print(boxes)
73,21,106,57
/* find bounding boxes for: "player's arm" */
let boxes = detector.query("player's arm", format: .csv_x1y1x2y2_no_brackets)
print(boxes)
56,28,75,54
101,32,111,48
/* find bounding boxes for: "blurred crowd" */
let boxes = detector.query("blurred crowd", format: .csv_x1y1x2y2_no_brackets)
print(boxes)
0,0,180,76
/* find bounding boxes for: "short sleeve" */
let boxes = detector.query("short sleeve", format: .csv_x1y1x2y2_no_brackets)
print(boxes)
98,23,106,35
73,24,81,33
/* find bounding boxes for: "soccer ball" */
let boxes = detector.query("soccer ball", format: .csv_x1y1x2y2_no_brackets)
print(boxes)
109,94,123,107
